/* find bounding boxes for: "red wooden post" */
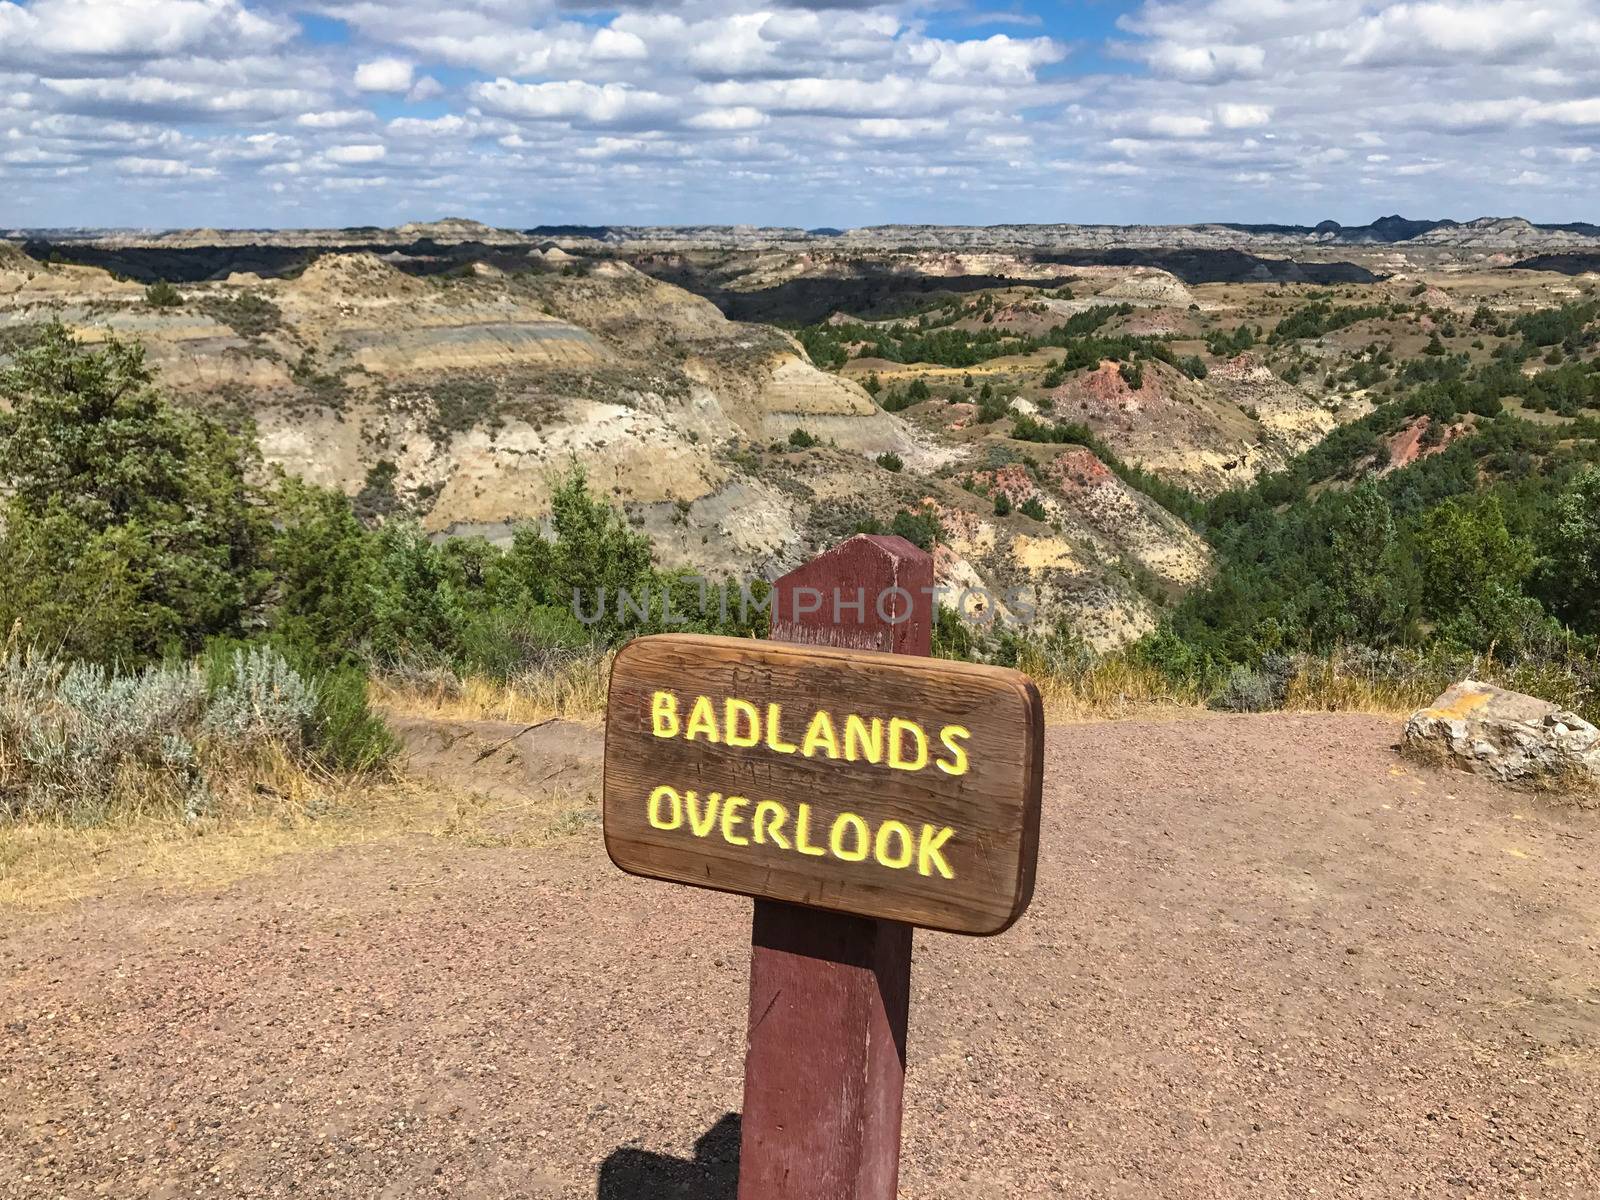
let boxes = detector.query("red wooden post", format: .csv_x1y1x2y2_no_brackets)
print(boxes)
738,534,934,1200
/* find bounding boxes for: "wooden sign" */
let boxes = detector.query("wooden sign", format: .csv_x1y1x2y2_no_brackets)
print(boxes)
603,632,1044,936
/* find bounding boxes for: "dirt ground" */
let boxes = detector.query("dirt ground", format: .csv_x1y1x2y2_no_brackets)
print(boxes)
3,714,1598,1199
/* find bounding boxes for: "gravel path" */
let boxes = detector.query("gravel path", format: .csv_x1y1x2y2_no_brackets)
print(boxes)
3,714,1597,1198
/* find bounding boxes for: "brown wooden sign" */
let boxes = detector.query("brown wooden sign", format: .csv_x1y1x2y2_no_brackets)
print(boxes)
603,631,1044,935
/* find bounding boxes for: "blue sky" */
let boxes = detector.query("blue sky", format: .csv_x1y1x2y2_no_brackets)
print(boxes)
0,0,1596,229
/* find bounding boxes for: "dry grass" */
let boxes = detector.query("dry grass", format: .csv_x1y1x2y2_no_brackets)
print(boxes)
1024,651,1434,723
431,781,600,849
1022,652,1210,722
374,651,612,725
1279,657,1439,716
374,646,1443,729
0,765,602,919
0,766,408,915
2,647,610,919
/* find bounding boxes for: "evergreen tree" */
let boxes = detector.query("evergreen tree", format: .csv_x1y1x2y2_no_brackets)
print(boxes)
0,324,265,662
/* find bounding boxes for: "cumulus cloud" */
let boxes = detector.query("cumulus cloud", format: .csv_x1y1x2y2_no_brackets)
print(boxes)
685,106,768,130
1144,42,1265,82
0,0,291,65
471,78,679,128
40,75,318,119
1215,103,1271,129
116,155,218,177
323,143,386,163
2,0,1597,225
354,57,414,94
298,109,370,129
406,76,444,102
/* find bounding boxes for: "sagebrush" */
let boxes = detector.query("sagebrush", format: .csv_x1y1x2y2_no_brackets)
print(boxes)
0,645,391,825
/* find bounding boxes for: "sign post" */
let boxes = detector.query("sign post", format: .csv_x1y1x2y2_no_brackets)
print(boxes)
603,534,1044,1199
746,535,931,1200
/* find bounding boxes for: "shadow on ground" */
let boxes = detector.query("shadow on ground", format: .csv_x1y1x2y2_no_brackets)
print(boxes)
597,1112,741,1199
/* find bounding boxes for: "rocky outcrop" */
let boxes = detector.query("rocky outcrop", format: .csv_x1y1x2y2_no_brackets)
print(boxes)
1405,681,1600,792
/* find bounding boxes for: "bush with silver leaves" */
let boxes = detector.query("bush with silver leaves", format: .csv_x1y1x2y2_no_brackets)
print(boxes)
0,645,322,824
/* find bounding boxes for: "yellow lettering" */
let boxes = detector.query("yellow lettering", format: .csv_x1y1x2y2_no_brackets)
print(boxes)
888,718,929,771
794,803,827,856
685,695,720,743
650,691,679,738
765,704,798,754
843,714,884,764
647,785,682,830
935,725,970,776
686,790,722,837
917,824,955,879
751,800,791,850
801,710,840,760
721,796,750,846
724,699,760,748
873,820,914,869
829,812,869,862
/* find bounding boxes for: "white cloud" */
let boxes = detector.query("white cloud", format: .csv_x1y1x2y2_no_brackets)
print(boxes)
41,75,318,118
1215,103,1271,129
116,155,217,177
1528,98,1600,126
0,0,291,64
1,0,1597,226
471,78,676,125
407,76,444,103
686,106,768,131
921,35,1064,83
1144,42,1266,83
386,114,470,138
697,76,986,119
1340,2,1575,66
856,117,949,140
297,110,370,129
354,58,414,94
324,143,386,164
1143,113,1214,138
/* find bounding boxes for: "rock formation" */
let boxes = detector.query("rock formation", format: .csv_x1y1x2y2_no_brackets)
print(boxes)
1405,681,1600,793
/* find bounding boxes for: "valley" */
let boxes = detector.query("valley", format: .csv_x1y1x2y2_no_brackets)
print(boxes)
2,219,1597,652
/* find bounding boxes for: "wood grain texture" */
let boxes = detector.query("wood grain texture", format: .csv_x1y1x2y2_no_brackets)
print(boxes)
602,632,1044,936
739,907,911,1200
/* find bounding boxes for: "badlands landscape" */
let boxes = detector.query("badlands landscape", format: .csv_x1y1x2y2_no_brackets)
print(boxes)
4,217,1600,1199
4,215,1596,648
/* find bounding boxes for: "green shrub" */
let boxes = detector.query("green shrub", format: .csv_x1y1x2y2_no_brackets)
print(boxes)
0,323,266,664
875,451,903,472
203,643,318,751
1209,666,1274,712
993,492,1012,517
202,292,283,338
788,427,820,449
309,665,397,774
0,643,390,824
144,280,183,308
891,508,941,551
1019,496,1047,521
1539,468,1600,636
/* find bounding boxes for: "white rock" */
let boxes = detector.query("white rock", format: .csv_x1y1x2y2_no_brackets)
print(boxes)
1405,680,1599,789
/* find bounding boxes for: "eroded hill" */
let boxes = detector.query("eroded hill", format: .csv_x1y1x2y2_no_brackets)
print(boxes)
2,227,1595,649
